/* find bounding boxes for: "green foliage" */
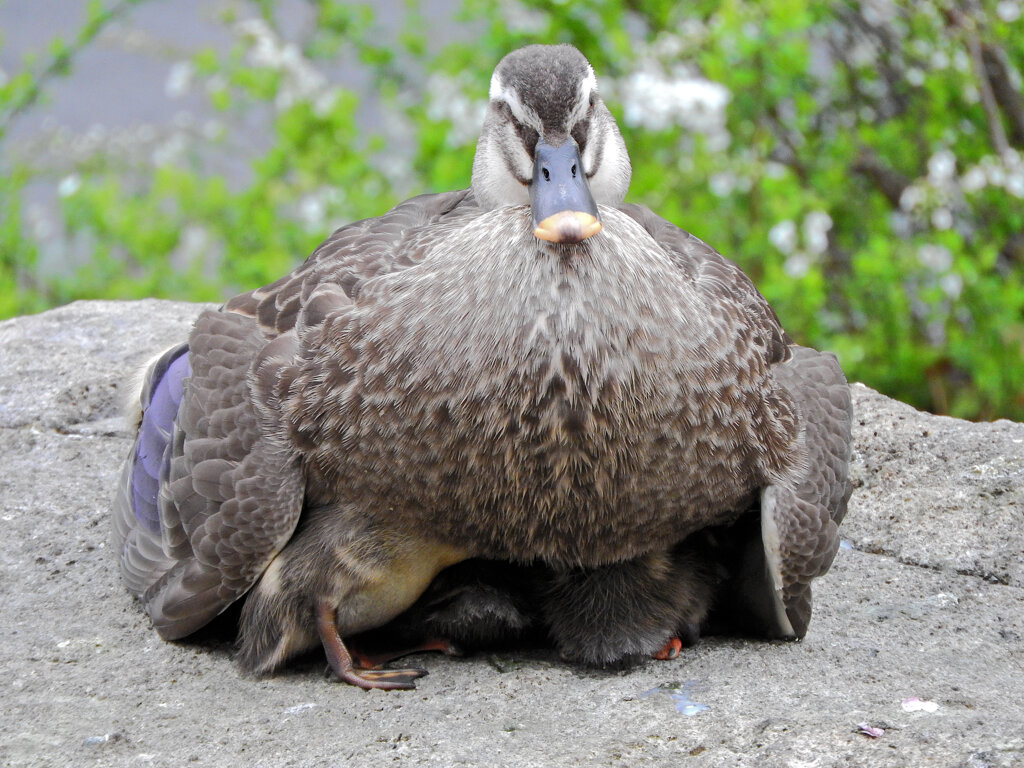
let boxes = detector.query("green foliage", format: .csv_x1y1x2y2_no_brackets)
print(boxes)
1,0,1023,420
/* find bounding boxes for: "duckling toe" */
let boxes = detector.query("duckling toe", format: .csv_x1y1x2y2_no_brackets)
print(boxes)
653,637,682,661
334,666,428,691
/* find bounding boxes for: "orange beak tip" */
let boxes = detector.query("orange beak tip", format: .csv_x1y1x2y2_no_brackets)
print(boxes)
533,211,602,244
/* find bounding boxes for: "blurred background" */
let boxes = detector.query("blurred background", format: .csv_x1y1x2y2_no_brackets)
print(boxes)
1,0,1022,421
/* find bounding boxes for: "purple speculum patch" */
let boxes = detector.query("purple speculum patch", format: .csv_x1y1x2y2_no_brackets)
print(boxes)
131,346,190,534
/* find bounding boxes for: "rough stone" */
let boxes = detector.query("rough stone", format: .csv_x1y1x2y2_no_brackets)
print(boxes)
1,300,1022,767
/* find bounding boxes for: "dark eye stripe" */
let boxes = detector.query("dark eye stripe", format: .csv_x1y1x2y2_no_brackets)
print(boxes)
574,118,604,179
498,101,539,157
571,117,590,151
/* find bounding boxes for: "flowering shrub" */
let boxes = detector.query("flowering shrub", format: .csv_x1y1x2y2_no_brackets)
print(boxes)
1,0,1022,420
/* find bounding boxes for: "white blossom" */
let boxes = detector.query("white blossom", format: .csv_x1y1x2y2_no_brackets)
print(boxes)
930,50,950,70
784,253,812,278
940,273,963,299
165,61,194,99
861,0,898,26
651,31,686,59
986,162,1006,187
425,74,488,147
927,149,956,184
889,211,912,238
58,174,81,197
768,219,797,254
959,165,987,193
1007,172,1024,198
899,185,923,211
152,134,187,166
299,194,325,230
917,243,952,272
234,17,333,113
931,207,953,230
709,171,735,197
997,0,1022,22
620,66,730,140
802,210,833,255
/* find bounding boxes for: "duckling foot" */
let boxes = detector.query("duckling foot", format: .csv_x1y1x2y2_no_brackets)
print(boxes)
316,602,427,691
349,638,463,671
653,637,682,661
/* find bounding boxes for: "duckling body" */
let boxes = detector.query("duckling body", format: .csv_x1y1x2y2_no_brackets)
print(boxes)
112,44,851,688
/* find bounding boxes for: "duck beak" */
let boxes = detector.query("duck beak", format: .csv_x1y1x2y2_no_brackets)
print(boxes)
530,139,602,244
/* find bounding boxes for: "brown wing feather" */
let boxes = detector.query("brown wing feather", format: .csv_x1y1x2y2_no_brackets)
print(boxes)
225,189,474,336
765,345,853,635
729,346,852,638
140,309,305,640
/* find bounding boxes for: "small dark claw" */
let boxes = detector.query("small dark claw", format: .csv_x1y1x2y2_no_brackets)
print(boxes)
653,636,682,661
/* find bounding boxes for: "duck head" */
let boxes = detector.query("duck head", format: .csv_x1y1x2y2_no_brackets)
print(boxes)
470,45,632,244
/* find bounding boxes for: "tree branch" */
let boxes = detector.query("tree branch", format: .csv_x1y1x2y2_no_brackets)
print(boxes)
944,6,1011,158
980,43,1024,150
851,149,910,208
0,0,145,140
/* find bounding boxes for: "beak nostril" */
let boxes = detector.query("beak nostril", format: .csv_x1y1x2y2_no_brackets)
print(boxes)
542,168,550,182
571,164,577,178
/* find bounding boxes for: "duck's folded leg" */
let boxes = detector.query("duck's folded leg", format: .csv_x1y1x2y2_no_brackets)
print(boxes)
316,602,428,690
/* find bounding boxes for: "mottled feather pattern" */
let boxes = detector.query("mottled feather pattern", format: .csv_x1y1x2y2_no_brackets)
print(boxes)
264,206,798,571
224,190,473,336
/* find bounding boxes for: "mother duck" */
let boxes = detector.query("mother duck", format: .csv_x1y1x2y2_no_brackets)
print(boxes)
112,44,852,690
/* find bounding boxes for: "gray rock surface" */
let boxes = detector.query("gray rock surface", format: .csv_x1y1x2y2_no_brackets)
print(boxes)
1,299,1022,767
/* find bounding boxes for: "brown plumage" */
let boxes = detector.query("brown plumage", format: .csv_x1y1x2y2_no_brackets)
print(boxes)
111,44,852,688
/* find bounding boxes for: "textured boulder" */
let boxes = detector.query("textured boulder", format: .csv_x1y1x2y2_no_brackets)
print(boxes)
1,299,1022,767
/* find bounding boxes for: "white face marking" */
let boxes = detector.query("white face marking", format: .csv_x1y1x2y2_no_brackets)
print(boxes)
569,66,597,127
583,105,631,204
489,71,542,131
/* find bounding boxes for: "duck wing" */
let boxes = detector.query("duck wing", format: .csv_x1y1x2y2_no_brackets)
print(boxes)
112,189,474,640
753,345,853,637
112,309,305,640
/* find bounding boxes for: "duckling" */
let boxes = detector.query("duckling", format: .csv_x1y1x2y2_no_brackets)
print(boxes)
347,559,545,669
112,44,852,689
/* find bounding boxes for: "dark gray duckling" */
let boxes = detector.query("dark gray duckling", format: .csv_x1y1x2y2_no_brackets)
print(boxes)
111,44,852,689
347,559,546,668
